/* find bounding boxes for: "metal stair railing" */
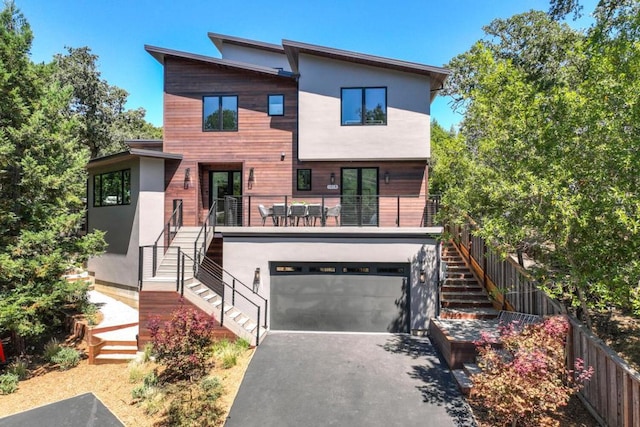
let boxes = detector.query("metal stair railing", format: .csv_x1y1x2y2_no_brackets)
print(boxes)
196,255,267,346
193,200,216,264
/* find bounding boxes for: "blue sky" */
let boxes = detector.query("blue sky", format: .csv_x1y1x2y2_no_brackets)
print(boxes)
17,0,596,130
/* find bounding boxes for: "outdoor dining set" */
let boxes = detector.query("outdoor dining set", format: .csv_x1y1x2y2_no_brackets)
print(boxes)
258,203,341,226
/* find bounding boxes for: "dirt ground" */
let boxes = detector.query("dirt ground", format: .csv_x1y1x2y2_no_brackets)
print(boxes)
0,348,254,426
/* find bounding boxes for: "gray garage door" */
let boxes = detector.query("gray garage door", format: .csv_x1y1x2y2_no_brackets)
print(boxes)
270,262,409,333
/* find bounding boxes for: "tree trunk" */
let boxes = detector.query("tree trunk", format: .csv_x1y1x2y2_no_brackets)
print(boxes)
575,284,592,330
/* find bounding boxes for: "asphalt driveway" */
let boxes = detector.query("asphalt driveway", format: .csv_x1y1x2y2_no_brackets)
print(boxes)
225,333,476,426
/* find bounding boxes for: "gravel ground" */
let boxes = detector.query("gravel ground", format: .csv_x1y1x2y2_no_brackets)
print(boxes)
0,349,254,426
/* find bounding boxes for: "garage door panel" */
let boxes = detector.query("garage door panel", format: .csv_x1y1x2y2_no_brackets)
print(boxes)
271,271,408,332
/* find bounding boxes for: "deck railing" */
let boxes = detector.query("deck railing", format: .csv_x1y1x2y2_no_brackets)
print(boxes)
450,220,640,426
204,194,441,228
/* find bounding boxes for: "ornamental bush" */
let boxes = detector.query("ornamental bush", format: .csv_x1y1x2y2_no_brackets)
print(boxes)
148,305,216,381
472,316,593,426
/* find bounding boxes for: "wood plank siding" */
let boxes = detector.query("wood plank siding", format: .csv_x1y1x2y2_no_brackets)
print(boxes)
162,57,429,228
138,291,235,347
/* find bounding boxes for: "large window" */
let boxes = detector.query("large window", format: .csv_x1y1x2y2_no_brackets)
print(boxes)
203,95,238,131
341,87,387,126
93,169,131,207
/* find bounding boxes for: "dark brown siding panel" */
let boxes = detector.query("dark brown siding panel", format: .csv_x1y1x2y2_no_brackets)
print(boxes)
163,58,298,226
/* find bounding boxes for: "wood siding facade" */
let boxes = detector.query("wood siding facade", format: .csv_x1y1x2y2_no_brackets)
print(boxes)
161,56,429,229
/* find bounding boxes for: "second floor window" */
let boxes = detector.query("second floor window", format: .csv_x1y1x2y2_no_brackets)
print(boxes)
203,95,238,131
341,87,387,126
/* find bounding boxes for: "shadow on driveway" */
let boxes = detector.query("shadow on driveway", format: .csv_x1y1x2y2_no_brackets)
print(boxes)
226,333,475,427
381,334,475,426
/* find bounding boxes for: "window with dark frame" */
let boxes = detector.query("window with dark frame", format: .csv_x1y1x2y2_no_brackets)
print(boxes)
297,169,312,191
341,87,387,126
268,94,284,116
93,169,131,207
203,95,238,131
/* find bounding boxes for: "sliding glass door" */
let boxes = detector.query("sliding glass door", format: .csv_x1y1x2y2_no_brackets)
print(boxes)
341,168,378,226
210,171,242,226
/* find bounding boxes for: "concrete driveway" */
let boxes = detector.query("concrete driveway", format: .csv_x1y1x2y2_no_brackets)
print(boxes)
225,333,476,427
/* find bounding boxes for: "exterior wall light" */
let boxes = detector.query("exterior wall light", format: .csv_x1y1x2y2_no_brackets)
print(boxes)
384,171,390,185
248,167,255,189
281,152,286,161
184,168,191,189
419,269,426,284
330,173,336,185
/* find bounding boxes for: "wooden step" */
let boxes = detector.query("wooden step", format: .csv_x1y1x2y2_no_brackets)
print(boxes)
440,308,500,320
94,353,138,364
442,291,489,301
441,284,484,292
442,299,494,308
100,345,138,355
463,363,482,377
452,369,473,395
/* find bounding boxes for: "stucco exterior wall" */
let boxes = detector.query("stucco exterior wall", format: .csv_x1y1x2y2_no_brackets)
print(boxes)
297,54,431,161
220,44,291,71
87,157,165,291
221,233,440,331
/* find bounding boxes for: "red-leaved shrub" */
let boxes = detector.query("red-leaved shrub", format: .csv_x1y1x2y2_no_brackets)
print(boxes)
472,315,593,426
148,305,216,381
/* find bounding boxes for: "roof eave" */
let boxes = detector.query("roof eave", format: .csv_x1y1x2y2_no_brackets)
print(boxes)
145,45,296,79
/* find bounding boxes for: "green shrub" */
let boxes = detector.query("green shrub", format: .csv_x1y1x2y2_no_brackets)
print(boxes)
8,358,29,380
235,338,250,350
200,376,223,401
0,373,19,395
43,338,61,362
51,347,80,370
82,303,99,326
128,361,146,383
141,342,154,363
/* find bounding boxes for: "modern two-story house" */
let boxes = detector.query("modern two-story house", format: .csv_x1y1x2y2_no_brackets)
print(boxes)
86,33,450,345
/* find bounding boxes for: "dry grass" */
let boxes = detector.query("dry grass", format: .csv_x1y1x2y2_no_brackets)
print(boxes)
0,346,254,426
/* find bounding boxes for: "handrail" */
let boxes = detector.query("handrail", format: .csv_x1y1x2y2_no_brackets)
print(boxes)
200,257,267,304
194,200,217,263
196,255,265,345
179,250,195,296
155,200,183,245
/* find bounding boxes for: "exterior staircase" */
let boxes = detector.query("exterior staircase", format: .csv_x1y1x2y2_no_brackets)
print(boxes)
140,224,268,346
440,242,499,320
93,326,139,364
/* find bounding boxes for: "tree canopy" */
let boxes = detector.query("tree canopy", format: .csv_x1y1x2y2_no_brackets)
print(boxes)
0,1,159,348
437,1,640,319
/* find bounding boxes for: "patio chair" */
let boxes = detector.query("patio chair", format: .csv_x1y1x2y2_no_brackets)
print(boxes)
289,204,308,226
272,203,288,226
307,204,323,226
325,204,341,226
257,204,274,226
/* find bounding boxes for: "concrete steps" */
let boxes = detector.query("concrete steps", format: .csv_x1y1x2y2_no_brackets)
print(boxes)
184,281,267,346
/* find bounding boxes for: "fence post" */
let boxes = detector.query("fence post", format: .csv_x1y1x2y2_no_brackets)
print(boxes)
264,299,268,328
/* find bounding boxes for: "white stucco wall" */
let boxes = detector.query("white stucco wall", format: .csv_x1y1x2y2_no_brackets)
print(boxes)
139,157,166,246
221,232,440,331
219,44,291,71
297,54,431,161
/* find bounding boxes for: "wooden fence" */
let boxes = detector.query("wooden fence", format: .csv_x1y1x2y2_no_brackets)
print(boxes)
449,221,640,427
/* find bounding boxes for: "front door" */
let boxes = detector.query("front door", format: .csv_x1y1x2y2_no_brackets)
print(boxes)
210,171,242,226
341,168,378,226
